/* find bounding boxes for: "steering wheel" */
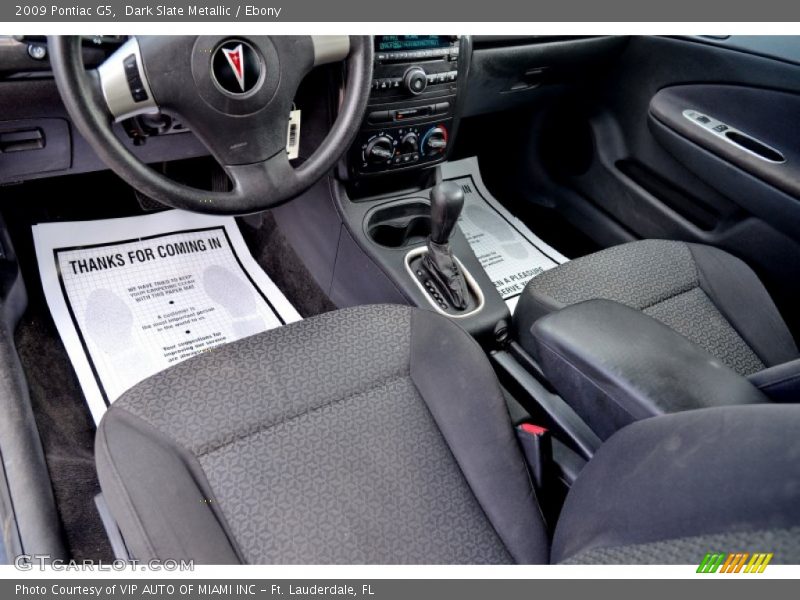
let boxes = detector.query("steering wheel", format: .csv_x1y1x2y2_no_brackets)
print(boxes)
48,36,373,214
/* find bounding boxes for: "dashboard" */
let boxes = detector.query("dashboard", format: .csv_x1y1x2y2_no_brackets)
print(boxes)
0,35,627,185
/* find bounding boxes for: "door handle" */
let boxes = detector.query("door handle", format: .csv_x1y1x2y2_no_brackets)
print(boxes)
682,110,785,164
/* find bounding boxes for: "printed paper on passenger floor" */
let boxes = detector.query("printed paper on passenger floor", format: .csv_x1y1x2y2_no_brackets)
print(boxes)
33,210,301,424
441,157,569,312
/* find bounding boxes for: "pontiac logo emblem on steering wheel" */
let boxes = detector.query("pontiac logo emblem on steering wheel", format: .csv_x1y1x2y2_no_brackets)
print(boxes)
222,44,246,91
212,40,261,95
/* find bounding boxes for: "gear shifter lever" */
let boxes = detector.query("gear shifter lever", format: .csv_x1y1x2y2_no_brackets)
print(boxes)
422,181,469,310
429,181,464,244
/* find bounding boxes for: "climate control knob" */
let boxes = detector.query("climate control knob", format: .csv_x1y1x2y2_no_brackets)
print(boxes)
364,135,394,164
399,132,420,155
422,126,448,156
403,67,428,95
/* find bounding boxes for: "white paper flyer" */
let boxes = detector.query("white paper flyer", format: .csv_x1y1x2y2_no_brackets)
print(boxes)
33,210,300,424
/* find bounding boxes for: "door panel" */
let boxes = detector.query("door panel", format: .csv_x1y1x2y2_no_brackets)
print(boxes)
527,35,800,335
649,85,800,203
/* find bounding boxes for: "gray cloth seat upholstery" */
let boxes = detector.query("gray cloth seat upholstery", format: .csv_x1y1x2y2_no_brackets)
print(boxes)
514,239,798,376
552,403,800,564
96,304,800,564
96,305,546,564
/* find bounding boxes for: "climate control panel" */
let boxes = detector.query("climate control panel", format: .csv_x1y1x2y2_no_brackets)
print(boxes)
355,122,450,174
348,36,464,178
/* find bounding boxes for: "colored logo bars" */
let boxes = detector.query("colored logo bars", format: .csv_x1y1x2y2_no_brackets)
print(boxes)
697,552,774,573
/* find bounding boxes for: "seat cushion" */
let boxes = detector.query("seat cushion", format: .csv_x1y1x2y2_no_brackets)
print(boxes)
96,304,548,564
514,240,797,376
553,404,800,564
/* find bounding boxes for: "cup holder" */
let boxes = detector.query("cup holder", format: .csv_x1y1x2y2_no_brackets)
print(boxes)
366,200,431,248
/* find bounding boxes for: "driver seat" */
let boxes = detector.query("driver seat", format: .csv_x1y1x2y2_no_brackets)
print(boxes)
96,304,800,564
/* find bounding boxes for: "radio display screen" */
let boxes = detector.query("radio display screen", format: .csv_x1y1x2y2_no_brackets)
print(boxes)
376,36,450,52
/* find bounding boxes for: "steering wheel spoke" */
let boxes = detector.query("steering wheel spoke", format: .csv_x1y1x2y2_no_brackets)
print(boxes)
310,36,351,67
96,37,160,122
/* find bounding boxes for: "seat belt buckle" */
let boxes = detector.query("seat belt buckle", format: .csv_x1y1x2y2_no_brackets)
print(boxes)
515,423,552,492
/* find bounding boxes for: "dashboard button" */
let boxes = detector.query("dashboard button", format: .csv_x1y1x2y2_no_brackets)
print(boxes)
27,44,47,60
403,67,428,95
367,110,390,124
434,102,451,114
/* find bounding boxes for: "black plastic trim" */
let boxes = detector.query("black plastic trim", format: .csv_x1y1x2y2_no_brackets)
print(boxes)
0,213,67,560
491,348,601,461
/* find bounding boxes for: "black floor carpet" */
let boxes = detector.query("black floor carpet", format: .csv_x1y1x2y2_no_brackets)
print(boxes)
2,169,334,559
15,313,113,560
453,114,602,260
510,200,601,260
238,212,336,318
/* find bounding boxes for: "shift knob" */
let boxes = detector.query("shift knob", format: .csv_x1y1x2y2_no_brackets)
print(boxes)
429,181,465,245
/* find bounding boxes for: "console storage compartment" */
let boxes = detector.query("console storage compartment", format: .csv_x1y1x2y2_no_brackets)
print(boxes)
529,299,767,439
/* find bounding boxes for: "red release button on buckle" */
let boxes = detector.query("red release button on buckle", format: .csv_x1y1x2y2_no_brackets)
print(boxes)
518,423,548,436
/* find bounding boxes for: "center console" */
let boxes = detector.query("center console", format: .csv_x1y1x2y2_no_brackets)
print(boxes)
320,35,511,342
348,35,465,177
277,35,509,344
527,299,767,440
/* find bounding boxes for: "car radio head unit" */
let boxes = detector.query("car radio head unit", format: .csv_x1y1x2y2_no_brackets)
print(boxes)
347,36,466,178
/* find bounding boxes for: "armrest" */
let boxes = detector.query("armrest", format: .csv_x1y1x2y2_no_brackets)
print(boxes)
748,358,800,403
531,299,767,439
